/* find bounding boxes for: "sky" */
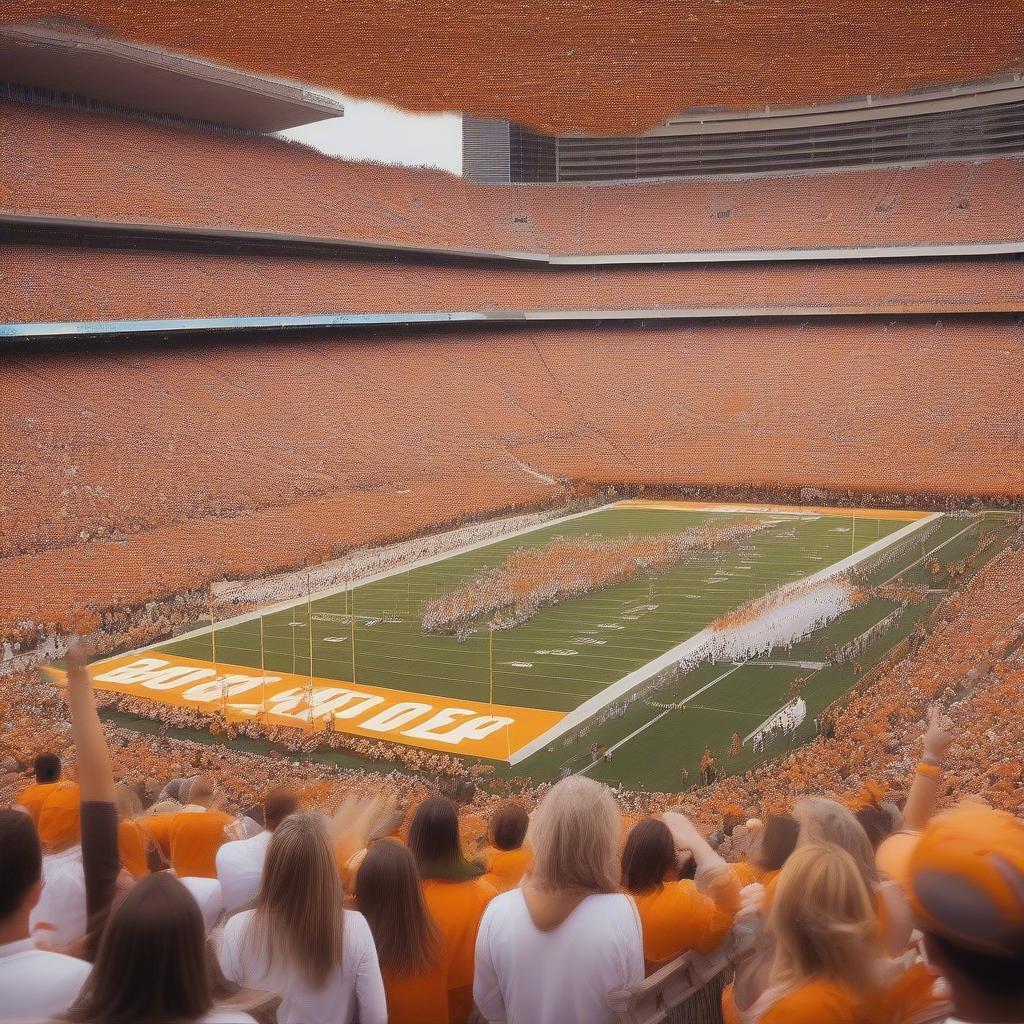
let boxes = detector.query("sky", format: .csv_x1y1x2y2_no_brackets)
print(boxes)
280,95,463,175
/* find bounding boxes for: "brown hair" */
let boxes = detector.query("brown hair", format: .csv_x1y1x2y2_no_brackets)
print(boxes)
622,818,676,893
0,809,41,920
753,814,800,873
356,840,441,975
34,752,61,783
248,812,345,988
489,802,529,852
264,787,299,832
66,873,213,1024
408,795,483,881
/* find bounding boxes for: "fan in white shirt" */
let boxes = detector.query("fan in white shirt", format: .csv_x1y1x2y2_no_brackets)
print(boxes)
216,787,299,916
474,777,644,1024
66,871,258,1024
216,812,387,1024
29,841,87,950
0,809,91,1023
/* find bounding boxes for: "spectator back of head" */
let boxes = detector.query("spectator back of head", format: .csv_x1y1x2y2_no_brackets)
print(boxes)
911,806,1024,1003
0,809,42,920
264,787,299,832
34,753,61,784
531,775,620,894
621,818,676,893
489,801,529,852
66,872,213,1023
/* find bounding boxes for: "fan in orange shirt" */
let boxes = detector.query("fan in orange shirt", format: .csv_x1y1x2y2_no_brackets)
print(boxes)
408,796,496,1024
731,814,798,892
481,802,532,894
356,839,450,1024
140,777,233,878
15,753,63,825
115,784,150,878
729,843,880,1024
623,817,737,973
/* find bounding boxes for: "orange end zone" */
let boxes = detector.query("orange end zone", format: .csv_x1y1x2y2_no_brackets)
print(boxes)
615,499,930,520
44,651,565,762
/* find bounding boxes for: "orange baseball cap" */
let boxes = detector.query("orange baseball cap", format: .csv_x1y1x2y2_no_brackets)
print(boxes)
909,806,1024,956
37,782,81,851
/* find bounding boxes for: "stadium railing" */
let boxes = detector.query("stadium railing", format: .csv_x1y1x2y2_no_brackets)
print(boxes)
612,943,733,1024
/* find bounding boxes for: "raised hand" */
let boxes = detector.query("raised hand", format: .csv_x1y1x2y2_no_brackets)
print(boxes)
922,703,954,762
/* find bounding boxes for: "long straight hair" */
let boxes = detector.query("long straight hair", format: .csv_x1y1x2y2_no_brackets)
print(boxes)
795,797,879,887
769,842,878,995
622,817,676,893
407,795,483,881
530,776,621,894
356,839,442,975
248,812,345,988
66,873,213,1024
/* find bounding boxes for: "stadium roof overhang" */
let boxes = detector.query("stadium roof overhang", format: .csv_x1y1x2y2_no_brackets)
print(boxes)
3,1,1023,133
0,22,344,131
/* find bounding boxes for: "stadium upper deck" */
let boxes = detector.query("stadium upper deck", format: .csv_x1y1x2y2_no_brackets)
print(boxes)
3,101,1023,262
4,0,1023,133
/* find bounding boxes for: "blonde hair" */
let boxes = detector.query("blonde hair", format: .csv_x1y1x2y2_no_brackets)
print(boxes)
248,812,345,988
769,843,878,994
530,777,620,893
795,796,878,887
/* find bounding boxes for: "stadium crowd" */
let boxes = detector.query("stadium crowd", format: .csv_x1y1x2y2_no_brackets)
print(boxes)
2,531,1024,1022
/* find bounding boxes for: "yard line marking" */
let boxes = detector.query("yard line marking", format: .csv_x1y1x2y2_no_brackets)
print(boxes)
577,664,744,776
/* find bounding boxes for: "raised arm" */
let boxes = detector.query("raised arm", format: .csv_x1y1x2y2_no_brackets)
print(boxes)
65,638,121,958
66,639,116,803
902,704,953,832
662,811,741,916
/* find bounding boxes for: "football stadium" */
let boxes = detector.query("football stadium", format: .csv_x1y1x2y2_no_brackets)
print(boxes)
3,5,1024,1023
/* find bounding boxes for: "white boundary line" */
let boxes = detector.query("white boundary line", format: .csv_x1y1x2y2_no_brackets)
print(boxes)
578,663,745,775
508,510,942,764
118,503,616,658
86,502,942,764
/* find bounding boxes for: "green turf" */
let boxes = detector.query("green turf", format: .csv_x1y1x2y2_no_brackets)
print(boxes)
156,506,908,714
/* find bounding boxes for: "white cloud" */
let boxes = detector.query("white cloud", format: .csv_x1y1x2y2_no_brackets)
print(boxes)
279,95,462,175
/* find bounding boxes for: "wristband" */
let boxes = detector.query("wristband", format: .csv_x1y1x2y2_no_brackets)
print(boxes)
916,761,941,779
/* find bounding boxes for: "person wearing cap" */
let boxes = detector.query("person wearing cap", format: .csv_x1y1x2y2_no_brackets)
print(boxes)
909,804,1024,1023
15,752,62,824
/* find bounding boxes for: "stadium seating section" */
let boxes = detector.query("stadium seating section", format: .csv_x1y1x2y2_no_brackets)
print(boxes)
3,320,1022,636
3,101,1024,258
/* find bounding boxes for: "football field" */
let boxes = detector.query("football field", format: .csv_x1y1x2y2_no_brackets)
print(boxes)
71,500,936,764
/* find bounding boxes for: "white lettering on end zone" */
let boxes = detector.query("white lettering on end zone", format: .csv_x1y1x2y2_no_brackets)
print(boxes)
89,657,518,749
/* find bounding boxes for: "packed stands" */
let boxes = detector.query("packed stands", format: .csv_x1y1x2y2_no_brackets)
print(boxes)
4,533,1024,1021
4,101,1024,259
5,0,1024,132
7,244,1024,324
3,320,1022,639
